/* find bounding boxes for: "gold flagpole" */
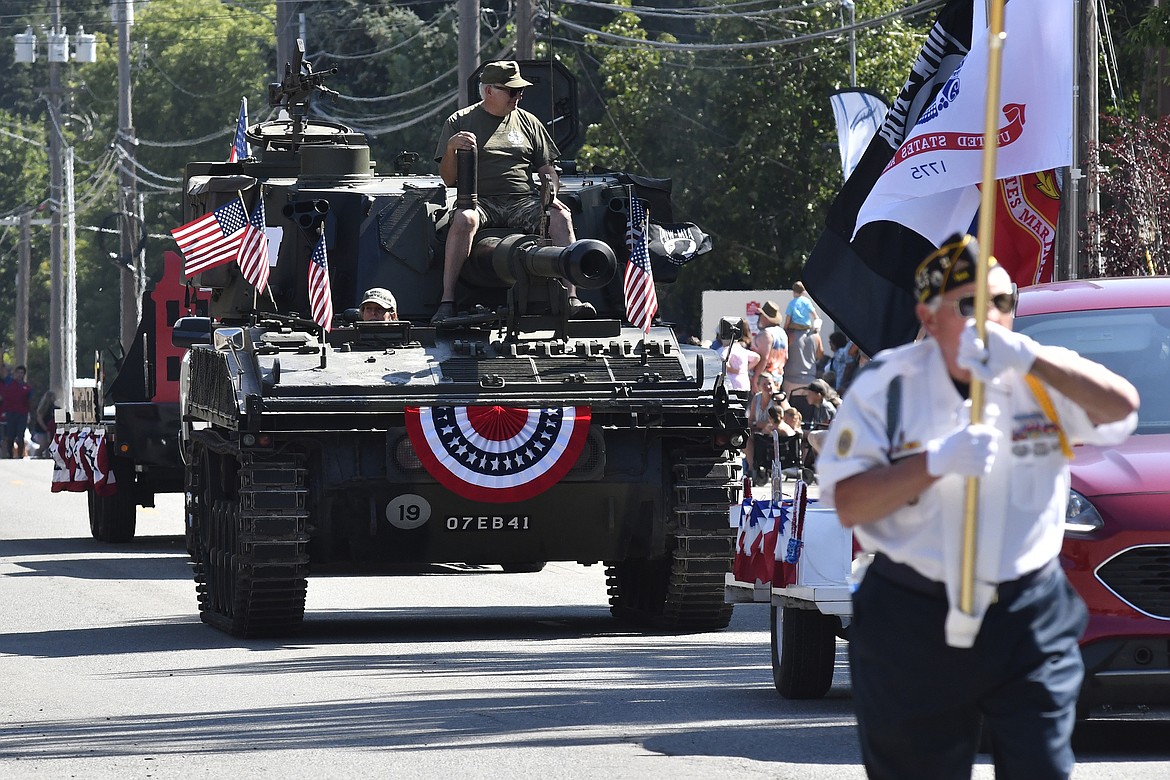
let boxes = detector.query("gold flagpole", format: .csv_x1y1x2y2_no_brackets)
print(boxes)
960,0,1007,615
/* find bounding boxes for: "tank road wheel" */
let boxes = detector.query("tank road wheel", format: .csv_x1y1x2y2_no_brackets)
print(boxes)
185,441,217,558
770,605,837,699
87,459,136,543
191,447,310,638
605,454,739,631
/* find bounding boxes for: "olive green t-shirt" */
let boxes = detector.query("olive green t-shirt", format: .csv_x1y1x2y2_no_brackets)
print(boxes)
434,104,559,197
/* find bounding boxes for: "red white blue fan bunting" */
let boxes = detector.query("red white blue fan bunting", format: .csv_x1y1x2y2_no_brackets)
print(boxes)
405,405,592,503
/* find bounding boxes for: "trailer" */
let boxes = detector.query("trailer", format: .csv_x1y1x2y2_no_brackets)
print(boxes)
725,463,858,700
52,252,207,542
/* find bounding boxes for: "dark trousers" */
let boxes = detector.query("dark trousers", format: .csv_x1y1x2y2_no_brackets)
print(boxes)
850,555,1087,780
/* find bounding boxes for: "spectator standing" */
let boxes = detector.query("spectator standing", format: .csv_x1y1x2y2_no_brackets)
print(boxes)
31,390,57,458
722,318,759,392
1,365,33,458
827,332,851,390
783,319,823,393
750,300,787,390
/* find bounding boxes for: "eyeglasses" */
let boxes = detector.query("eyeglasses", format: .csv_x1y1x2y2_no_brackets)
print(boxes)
950,290,1018,317
492,85,524,98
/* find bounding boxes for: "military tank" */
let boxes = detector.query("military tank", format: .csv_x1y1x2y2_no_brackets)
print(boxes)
174,49,748,637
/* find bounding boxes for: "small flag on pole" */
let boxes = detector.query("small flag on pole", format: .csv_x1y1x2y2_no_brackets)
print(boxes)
171,197,251,277
228,97,249,162
237,193,271,292
624,195,657,333
308,233,333,332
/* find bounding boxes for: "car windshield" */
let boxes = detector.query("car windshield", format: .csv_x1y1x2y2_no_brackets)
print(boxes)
1015,306,1170,435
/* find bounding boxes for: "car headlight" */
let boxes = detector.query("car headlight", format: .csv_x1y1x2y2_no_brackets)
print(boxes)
1064,489,1104,535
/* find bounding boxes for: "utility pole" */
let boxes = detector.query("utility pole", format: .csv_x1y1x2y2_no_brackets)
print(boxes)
66,146,78,398
276,1,299,83
843,0,856,87
115,0,141,349
1078,0,1099,277
458,0,480,107
47,0,66,401
1062,0,1099,280
516,0,534,60
16,213,31,368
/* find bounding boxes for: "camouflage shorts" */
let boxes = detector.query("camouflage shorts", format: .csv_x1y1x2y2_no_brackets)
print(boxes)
477,193,545,234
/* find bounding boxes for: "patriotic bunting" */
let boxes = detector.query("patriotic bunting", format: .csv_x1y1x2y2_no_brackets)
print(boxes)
405,405,592,503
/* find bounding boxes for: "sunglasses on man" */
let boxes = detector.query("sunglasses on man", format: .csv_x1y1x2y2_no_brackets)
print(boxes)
492,85,525,98
949,289,1018,318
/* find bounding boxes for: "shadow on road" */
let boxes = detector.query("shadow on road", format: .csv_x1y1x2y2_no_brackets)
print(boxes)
2,535,191,580
0,604,755,659
0,617,861,766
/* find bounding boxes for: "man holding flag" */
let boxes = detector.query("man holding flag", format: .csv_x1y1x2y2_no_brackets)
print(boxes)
817,235,1137,779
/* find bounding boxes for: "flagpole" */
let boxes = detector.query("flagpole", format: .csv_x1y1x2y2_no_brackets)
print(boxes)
960,0,1007,616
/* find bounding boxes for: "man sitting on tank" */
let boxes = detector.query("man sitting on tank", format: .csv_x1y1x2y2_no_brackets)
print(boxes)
431,60,595,324
359,287,398,322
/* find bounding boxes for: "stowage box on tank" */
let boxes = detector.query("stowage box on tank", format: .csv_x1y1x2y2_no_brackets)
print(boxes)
174,51,748,637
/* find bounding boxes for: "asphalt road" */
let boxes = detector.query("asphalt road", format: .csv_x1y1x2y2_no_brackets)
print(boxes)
1,458,1168,778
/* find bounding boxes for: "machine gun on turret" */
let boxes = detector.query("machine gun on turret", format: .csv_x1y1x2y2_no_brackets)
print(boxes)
267,38,338,141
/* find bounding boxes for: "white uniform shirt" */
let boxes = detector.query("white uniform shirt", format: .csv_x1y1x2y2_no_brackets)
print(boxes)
818,337,1135,645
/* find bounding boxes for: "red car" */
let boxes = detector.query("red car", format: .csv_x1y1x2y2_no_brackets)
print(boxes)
1014,276,1170,712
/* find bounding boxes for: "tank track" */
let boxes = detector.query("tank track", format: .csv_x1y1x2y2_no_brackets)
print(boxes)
605,454,741,631
191,448,310,637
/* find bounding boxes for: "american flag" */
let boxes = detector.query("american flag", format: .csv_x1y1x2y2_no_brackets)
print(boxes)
228,97,249,162
171,197,251,277
237,194,270,292
623,196,657,333
308,233,333,332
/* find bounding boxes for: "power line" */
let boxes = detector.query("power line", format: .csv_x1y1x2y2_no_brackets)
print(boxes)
546,0,945,52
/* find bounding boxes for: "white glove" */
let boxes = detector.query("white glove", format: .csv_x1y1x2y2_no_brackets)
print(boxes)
957,319,1038,382
925,424,1000,478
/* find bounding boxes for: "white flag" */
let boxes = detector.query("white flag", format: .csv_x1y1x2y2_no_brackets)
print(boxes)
829,88,890,182
854,0,1073,237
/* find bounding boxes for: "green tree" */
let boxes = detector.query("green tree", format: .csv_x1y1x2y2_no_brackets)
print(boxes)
310,1,462,166
66,0,273,366
1085,115,1170,276
575,0,928,335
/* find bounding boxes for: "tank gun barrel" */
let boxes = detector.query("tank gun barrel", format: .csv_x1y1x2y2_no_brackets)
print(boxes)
470,234,616,291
